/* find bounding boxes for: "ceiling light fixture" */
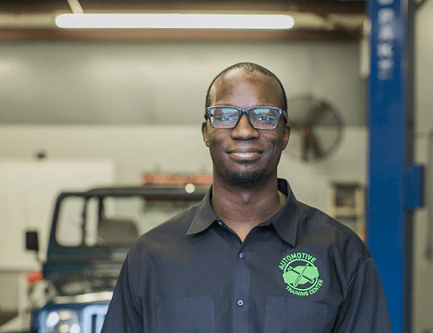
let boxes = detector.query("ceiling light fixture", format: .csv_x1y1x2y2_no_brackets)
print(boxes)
55,13,295,30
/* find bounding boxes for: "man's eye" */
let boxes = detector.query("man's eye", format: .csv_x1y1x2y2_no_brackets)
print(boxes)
254,115,277,122
215,115,236,122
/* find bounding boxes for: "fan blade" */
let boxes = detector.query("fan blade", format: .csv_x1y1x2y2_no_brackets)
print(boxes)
307,131,323,158
299,126,310,161
302,134,309,161
305,101,330,127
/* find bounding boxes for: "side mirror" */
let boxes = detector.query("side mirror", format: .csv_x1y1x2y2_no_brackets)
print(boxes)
26,230,39,253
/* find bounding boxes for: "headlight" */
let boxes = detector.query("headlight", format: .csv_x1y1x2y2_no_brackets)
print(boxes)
44,310,81,333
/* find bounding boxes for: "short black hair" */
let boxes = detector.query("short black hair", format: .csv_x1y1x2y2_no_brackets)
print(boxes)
205,62,287,111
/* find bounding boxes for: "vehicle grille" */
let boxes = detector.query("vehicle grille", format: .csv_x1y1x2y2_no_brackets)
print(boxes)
82,304,109,333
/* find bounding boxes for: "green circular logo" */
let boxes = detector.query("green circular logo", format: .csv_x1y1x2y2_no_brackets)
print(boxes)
279,252,323,296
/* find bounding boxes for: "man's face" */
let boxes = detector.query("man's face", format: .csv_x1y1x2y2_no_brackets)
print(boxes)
202,69,290,186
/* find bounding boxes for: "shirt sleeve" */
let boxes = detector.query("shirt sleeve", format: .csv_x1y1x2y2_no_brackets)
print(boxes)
101,254,143,333
332,257,392,332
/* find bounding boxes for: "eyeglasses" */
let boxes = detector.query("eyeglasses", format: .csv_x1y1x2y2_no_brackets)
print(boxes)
205,105,288,130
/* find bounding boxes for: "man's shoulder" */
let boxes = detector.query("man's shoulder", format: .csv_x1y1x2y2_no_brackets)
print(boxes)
145,203,198,239
296,200,370,260
280,178,367,254
297,201,354,232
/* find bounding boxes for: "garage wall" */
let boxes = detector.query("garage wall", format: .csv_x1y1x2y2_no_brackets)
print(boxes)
413,1,433,332
0,42,365,126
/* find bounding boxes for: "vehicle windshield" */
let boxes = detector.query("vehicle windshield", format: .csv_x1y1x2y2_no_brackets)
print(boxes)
55,194,201,248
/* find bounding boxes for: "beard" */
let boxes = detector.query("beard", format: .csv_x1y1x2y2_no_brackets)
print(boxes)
226,169,266,186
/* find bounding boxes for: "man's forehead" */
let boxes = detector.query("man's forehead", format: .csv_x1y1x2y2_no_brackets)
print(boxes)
207,66,284,108
219,68,268,82
213,69,277,93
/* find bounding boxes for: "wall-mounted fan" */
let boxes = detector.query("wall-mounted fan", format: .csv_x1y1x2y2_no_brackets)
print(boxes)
286,95,344,162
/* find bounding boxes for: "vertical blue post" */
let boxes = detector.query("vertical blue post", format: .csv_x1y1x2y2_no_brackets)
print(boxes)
368,0,415,332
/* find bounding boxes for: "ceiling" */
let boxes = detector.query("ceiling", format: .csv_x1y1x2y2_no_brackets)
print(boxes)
0,0,367,42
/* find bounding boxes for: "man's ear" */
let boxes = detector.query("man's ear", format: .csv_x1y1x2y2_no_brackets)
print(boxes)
282,123,290,150
202,121,210,147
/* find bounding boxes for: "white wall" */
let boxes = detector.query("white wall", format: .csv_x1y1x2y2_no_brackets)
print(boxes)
0,42,365,126
415,1,433,134
413,131,433,333
413,1,433,332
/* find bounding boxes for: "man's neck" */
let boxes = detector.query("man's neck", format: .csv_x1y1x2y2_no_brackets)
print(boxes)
211,178,286,241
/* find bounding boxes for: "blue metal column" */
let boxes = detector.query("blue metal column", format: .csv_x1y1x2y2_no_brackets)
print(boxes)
368,0,421,332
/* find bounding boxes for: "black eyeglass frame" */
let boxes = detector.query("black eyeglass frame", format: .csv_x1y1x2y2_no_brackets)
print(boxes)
205,105,289,130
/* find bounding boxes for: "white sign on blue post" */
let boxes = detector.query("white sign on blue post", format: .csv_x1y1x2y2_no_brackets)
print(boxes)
377,1,397,80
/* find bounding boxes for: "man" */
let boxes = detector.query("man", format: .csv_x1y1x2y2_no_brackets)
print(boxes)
102,62,392,332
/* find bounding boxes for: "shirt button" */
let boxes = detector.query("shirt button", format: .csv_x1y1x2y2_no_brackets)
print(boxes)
239,253,245,259
218,221,223,226
237,300,244,307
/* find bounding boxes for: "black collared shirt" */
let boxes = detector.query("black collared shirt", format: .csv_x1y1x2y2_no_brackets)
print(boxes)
102,179,392,333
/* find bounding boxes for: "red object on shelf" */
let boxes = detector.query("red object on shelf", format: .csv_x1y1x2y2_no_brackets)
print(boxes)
142,173,213,186
27,270,43,284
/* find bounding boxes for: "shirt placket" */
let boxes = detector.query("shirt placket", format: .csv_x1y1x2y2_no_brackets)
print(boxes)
232,246,250,333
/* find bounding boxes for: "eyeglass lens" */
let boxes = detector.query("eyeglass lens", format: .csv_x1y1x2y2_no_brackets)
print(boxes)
210,107,280,129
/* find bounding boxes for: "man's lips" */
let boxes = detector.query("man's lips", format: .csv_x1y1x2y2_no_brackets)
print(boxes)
227,148,263,159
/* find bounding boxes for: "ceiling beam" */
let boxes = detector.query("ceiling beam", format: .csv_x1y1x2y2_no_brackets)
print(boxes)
0,1,366,15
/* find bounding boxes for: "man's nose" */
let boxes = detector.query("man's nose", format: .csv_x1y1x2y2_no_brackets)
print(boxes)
230,114,259,139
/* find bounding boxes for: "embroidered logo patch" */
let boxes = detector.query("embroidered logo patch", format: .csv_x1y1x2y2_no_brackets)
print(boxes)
279,252,323,297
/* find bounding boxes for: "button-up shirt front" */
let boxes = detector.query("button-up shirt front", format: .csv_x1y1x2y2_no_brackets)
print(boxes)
102,179,392,333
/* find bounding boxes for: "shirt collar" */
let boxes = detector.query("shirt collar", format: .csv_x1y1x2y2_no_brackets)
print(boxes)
267,178,299,247
186,178,300,247
186,187,217,235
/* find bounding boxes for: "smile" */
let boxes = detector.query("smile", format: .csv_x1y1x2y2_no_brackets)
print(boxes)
228,149,263,160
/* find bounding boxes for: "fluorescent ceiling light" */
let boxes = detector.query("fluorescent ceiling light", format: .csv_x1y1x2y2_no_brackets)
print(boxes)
55,13,295,30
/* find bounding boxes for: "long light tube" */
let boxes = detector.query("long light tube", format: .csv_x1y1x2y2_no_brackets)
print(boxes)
55,13,295,30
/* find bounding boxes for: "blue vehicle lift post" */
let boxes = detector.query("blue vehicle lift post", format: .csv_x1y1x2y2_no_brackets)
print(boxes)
368,0,423,332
